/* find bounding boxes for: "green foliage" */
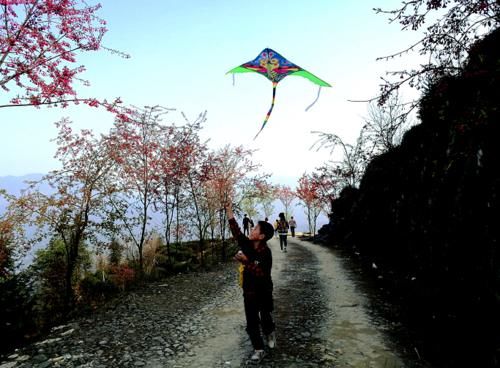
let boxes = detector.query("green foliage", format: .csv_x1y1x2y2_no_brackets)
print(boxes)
31,237,91,326
0,240,14,281
76,264,136,310
77,272,118,310
108,264,136,290
152,239,238,275
0,220,36,353
0,217,16,281
0,271,36,354
240,197,258,220
108,238,123,266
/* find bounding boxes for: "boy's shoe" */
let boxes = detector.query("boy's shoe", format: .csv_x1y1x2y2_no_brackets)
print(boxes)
250,349,266,362
266,331,276,348
284,247,287,253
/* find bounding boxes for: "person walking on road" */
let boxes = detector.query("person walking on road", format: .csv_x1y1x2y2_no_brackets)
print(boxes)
289,216,297,237
242,214,251,236
273,218,280,239
226,202,276,362
277,212,289,252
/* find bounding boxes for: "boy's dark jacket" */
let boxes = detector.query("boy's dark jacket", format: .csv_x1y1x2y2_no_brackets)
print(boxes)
229,218,273,294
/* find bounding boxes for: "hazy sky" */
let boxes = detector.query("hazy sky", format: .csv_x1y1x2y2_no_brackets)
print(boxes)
0,0,423,186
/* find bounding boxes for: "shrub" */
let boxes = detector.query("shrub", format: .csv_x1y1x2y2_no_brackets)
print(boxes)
31,238,91,326
108,264,135,291
76,272,117,309
0,271,36,354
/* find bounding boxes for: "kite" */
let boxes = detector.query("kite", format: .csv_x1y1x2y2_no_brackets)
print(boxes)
227,48,331,139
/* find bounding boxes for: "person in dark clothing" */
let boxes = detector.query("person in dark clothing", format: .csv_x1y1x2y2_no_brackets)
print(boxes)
277,212,289,252
274,218,280,238
226,204,276,362
242,214,250,236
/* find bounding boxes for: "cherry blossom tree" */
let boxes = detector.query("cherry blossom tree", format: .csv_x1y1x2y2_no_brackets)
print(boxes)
107,106,169,274
251,180,276,220
309,169,338,214
153,125,178,260
240,197,258,223
0,0,127,114
178,114,216,265
276,185,296,218
154,114,205,260
204,145,260,261
200,175,224,253
3,118,116,311
237,176,272,223
296,173,323,235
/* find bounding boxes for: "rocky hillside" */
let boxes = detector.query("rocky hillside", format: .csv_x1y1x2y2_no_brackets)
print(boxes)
327,27,500,367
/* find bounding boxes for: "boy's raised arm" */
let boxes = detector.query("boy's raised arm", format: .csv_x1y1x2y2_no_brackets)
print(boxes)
224,197,253,258
225,199,245,243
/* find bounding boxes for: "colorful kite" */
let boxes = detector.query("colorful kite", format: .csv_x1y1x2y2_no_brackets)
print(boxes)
227,48,331,139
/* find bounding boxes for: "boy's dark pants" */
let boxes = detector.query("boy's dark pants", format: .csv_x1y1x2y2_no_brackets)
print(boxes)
244,291,275,350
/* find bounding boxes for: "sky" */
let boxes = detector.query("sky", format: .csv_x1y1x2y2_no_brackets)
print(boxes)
0,0,424,188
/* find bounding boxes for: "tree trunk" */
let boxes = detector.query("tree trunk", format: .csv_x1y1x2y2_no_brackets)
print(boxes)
219,210,227,262
137,189,149,276
199,239,204,266
64,250,75,315
164,188,172,264
138,245,143,277
165,226,171,264
63,235,80,315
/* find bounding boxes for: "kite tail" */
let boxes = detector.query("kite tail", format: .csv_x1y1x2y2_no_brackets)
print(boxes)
305,86,322,112
254,82,277,140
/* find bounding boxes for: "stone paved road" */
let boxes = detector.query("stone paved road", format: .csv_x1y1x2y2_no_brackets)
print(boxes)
0,238,430,368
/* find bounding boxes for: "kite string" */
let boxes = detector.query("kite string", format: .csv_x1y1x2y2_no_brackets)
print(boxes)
232,74,235,86
305,86,322,112
254,82,277,140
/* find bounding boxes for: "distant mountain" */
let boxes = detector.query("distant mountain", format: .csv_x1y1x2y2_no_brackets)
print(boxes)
0,173,45,213
0,173,44,195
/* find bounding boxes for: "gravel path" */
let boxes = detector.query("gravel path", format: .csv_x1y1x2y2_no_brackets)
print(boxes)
1,237,428,368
